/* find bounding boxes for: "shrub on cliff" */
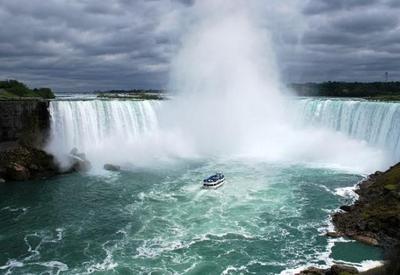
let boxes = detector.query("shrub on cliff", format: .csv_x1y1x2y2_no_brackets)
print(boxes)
33,88,55,99
0,80,55,99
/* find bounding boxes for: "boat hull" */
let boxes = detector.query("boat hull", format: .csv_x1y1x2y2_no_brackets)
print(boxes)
202,179,224,189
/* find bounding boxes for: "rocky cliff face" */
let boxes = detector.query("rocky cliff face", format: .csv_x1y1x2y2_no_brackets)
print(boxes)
0,100,59,181
0,100,50,146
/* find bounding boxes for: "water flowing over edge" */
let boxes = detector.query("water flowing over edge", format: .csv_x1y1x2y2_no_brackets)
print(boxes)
47,97,400,174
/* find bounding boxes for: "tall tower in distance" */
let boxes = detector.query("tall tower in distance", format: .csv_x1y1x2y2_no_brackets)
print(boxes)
385,72,389,82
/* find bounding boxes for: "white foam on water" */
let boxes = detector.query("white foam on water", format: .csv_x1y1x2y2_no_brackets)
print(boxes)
357,260,384,272
335,186,360,201
0,259,24,270
35,261,69,274
85,241,119,274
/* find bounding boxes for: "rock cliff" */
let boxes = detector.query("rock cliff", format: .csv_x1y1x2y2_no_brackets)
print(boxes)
0,100,50,147
0,100,58,181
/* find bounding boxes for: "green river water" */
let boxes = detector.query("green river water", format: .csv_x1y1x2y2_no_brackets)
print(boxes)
0,159,382,274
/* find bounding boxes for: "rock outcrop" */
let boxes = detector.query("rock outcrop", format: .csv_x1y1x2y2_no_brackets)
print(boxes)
0,100,50,147
69,148,92,172
301,164,400,275
0,145,58,181
104,163,121,171
332,165,400,249
0,100,60,182
297,264,359,275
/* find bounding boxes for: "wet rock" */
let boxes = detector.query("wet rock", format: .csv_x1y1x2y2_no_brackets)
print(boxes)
298,264,359,275
296,267,325,275
104,164,121,171
330,264,358,274
331,163,400,274
340,205,352,212
69,148,91,172
29,163,39,171
70,147,78,155
352,235,379,246
5,162,30,181
326,231,342,238
333,162,400,247
0,145,58,181
0,177,5,183
70,157,91,172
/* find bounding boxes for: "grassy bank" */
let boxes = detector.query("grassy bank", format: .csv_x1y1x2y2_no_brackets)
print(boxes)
0,80,55,100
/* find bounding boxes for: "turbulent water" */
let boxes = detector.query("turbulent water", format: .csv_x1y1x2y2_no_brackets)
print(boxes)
0,159,382,274
2,97,398,274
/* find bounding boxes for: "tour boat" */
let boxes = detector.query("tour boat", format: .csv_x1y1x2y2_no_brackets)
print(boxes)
202,172,225,189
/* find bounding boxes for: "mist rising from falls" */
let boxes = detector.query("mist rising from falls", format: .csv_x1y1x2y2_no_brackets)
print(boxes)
161,0,386,172
166,1,285,156
47,1,393,173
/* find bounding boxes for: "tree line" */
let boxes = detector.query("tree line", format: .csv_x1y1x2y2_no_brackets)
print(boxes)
290,81,400,98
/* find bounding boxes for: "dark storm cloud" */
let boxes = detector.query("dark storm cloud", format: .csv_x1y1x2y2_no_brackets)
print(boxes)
303,0,379,15
284,0,400,82
0,0,399,91
0,0,188,91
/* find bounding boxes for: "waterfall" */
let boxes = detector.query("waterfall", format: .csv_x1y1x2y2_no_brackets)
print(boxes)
296,98,400,161
47,98,400,172
47,100,161,168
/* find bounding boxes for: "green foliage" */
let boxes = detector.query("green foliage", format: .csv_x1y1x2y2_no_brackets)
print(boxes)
384,184,398,191
33,88,55,99
0,79,55,99
290,81,400,100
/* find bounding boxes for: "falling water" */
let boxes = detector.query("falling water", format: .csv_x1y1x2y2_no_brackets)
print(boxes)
296,98,400,162
47,100,161,169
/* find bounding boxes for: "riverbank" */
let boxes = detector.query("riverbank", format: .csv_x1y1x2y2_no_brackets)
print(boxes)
299,164,400,274
0,144,58,181
290,82,400,101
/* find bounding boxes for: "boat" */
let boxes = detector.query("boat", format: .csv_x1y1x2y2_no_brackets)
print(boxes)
202,172,225,189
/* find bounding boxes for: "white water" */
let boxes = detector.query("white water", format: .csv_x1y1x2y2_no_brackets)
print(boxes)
48,100,164,169
297,98,400,162
47,97,399,173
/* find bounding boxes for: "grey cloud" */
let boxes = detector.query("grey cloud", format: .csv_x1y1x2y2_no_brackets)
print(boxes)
0,0,186,91
0,0,399,91
286,0,400,83
333,13,398,34
303,0,379,15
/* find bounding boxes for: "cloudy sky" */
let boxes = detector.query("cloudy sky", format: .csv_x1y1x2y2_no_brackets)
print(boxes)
0,0,399,92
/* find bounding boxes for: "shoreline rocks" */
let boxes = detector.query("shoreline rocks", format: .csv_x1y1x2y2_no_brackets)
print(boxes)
300,164,400,274
69,148,92,172
0,145,58,181
332,164,400,249
297,264,359,275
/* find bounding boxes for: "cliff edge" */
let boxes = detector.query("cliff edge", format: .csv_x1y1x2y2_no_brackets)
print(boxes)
299,164,400,275
0,100,59,181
